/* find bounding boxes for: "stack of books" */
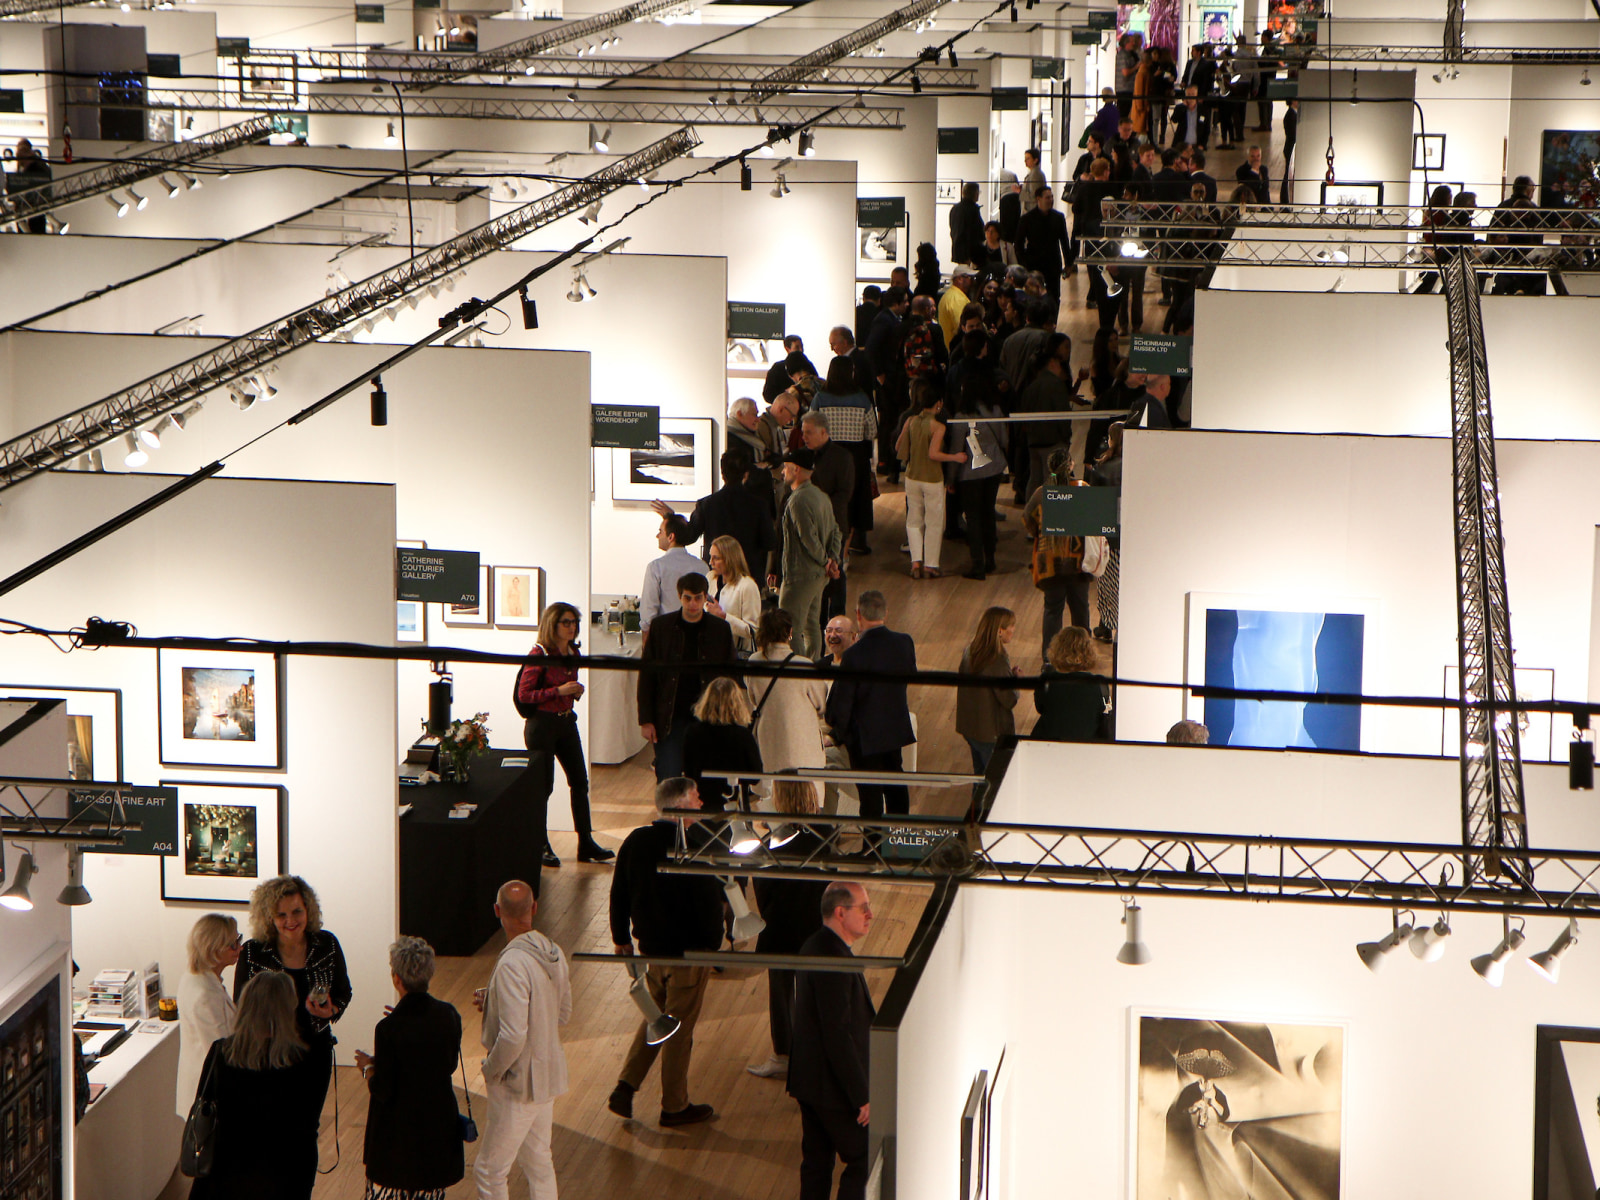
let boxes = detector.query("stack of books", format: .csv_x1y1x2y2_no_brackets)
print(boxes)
86,969,139,1020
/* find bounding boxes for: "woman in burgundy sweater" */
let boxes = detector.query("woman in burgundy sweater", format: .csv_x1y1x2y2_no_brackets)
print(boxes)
515,601,614,866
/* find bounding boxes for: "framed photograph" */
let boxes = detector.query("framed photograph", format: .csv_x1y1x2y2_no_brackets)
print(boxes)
1442,665,1555,762
1320,180,1384,208
441,564,492,628
611,417,716,503
1201,9,1232,42
157,649,281,769
160,781,286,904
1539,130,1600,209
960,1069,989,1200
1413,133,1446,171
1184,592,1378,753
935,179,961,203
1534,1025,1600,1200
0,686,121,782
397,600,427,644
0,954,67,1200
492,566,546,630
858,225,901,278
1131,1012,1345,1200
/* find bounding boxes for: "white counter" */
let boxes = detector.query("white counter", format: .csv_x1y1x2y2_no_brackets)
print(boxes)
589,636,647,765
77,1021,182,1200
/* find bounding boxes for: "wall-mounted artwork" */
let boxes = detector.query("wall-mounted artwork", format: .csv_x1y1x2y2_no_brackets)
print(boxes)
1201,9,1232,43
1320,181,1384,208
1413,133,1446,171
0,686,121,782
1186,594,1374,753
1442,665,1555,763
1539,131,1600,209
397,601,427,644
612,418,715,502
0,974,63,1199
1132,1014,1344,1200
492,567,546,631
157,649,281,769
1266,0,1322,47
1534,1025,1600,1200
441,564,492,629
160,781,286,904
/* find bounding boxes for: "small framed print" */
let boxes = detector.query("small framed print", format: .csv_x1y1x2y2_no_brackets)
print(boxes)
935,179,960,203
157,649,281,769
159,780,286,904
441,564,492,628
397,600,427,643
492,566,545,630
1413,133,1446,171
0,685,122,781
1320,180,1384,207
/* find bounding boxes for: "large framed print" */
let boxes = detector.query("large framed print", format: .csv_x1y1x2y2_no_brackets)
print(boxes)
611,417,715,502
157,649,281,769
1184,592,1378,753
492,566,545,631
441,564,491,628
1539,130,1600,209
160,781,286,904
1132,1012,1345,1200
0,686,121,782
1534,1025,1600,1200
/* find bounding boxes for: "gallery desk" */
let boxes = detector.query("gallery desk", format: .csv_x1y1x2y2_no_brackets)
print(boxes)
589,636,646,764
400,750,547,956
77,1020,182,1200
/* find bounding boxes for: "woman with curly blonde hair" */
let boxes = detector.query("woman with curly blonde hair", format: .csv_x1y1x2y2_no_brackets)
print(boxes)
235,874,351,1110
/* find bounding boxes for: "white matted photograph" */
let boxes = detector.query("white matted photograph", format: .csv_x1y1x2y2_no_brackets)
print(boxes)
1320,180,1384,208
160,780,286,904
611,417,716,503
492,566,546,630
0,685,122,782
157,649,281,769
441,564,492,628
1131,1011,1345,1200
397,601,427,644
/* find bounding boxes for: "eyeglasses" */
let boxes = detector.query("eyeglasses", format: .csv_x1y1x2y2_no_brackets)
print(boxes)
557,616,579,627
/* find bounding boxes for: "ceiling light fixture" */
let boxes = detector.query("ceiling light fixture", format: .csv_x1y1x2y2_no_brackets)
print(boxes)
384,121,398,147
589,123,612,152
740,159,752,190
129,187,148,211
107,193,130,217
1471,916,1527,987
1116,899,1151,965
137,424,162,449
1528,918,1579,983
1408,916,1452,962
724,879,766,941
57,846,92,906
579,200,603,225
1357,910,1415,972
161,174,181,198
627,962,681,1045
798,131,815,157
1583,69,1592,86
770,174,790,198
252,373,278,400
122,432,148,468
0,850,36,912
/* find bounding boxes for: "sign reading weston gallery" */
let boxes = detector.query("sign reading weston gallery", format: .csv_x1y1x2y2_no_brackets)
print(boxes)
1128,333,1192,377
591,404,660,450
397,548,481,605
727,302,786,341
856,196,906,228
1042,486,1120,537
68,787,179,857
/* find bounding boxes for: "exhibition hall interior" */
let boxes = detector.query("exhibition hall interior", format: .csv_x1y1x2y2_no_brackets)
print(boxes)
5,0,1600,1195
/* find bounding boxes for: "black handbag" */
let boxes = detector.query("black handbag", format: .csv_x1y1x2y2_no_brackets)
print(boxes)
457,1047,478,1143
180,1045,222,1178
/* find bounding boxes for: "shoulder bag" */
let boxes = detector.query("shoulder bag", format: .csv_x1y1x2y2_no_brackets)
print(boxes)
180,1044,223,1178
457,1047,478,1143
749,652,800,727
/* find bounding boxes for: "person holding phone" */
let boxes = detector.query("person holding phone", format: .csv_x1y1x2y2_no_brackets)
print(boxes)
235,874,351,1111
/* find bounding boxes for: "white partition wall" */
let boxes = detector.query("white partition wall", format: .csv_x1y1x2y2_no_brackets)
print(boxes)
1293,70,1417,207
0,471,398,1061
1114,430,1600,750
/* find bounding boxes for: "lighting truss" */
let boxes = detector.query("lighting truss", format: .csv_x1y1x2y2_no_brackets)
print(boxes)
0,776,143,846
0,0,98,15
1442,251,1529,888
663,815,1599,920
0,115,273,229
136,87,906,130
744,0,952,104
1304,45,1600,65
404,0,694,89
0,128,699,492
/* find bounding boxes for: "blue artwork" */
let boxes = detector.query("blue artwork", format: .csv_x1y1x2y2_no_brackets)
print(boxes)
1203,610,1364,751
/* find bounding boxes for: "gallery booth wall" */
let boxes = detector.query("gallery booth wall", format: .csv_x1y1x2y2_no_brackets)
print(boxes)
1292,70,1418,207
1190,290,1600,440
881,739,1600,1200
0,330,595,825
0,470,399,1060
1113,429,1600,750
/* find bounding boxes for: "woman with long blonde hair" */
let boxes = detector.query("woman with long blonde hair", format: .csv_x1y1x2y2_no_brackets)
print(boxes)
683,675,764,811
706,535,763,651
955,607,1020,799
513,600,613,866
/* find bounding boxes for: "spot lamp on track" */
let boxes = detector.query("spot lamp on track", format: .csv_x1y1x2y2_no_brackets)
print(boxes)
1116,899,1151,965
122,432,148,468
1528,918,1579,983
589,123,611,152
107,193,130,217
128,187,148,211
1408,916,1451,962
1471,916,1526,987
1356,909,1414,972
724,879,766,941
58,846,92,906
627,962,681,1045
0,849,36,912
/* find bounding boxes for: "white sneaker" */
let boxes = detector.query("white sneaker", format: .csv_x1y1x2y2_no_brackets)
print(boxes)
746,1055,788,1078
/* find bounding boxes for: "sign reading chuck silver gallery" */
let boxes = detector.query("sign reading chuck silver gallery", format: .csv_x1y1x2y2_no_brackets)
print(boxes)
591,404,661,451
68,786,180,857
1042,486,1120,537
397,548,481,606
1128,333,1192,377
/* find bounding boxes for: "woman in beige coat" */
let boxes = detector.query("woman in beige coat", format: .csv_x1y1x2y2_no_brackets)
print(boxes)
955,606,1020,807
746,608,827,810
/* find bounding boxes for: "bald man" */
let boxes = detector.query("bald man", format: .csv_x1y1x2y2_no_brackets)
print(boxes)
474,880,572,1200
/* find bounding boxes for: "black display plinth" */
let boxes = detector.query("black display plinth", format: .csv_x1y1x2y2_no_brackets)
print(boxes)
398,749,548,957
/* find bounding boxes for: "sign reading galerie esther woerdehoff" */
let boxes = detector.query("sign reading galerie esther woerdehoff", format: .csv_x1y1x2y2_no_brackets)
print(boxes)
1127,333,1192,377
397,548,481,605
856,196,906,228
1042,486,1120,537
591,404,660,451
68,786,179,857
727,302,786,341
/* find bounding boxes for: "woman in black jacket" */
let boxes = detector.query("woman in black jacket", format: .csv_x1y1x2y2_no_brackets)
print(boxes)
190,971,325,1200
353,937,465,1200
682,676,764,812
912,242,943,297
1033,626,1112,742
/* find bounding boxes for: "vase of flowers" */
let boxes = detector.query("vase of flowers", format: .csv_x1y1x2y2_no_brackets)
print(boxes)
430,712,490,784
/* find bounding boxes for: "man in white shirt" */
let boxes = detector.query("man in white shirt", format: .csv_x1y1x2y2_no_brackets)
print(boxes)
638,514,709,627
474,879,572,1200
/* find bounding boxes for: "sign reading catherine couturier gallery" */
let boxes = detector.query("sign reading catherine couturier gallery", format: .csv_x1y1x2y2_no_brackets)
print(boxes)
1042,486,1120,537
397,548,481,606
1127,333,1192,378
591,404,661,451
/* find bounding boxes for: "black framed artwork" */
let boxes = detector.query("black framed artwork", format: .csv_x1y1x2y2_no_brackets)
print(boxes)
1533,1024,1600,1200
1413,133,1446,171
157,649,282,769
159,780,287,904
1320,180,1384,207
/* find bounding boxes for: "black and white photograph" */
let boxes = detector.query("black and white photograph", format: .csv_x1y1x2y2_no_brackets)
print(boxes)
1413,133,1447,171
858,225,900,274
1320,181,1384,208
397,600,427,643
1535,1026,1600,1200
612,417,715,502
0,686,121,783
1133,1014,1344,1200
158,649,281,769
161,781,286,904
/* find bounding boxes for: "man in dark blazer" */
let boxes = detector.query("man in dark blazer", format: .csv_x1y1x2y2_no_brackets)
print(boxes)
1014,186,1072,303
788,881,876,1200
1169,86,1210,150
637,573,736,780
1188,148,1218,203
652,450,775,586
824,590,915,824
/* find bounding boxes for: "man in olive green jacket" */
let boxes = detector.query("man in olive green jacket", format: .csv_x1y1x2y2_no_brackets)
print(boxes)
766,448,842,660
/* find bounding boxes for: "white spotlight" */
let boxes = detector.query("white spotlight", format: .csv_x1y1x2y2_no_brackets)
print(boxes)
567,277,585,302
182,172,202,190
1116,900,1151,965
626,962,681,1045
579,200,603,225
589,123,612,152
129,187,148,211
1471,919,1527,987
1408,917,1452,962
1528,918,1579,983
0,851,36,911
384,121,398,147
1357,914,1414,972
252,373,278,400
161,174,181,198
727,822,762,854
724,879,766,941
1583,69,1592,87
137,424,162,449
122,432,148,468
107,193,130,217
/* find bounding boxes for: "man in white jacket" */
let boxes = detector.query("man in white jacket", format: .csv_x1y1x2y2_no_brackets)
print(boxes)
474,879,572,1200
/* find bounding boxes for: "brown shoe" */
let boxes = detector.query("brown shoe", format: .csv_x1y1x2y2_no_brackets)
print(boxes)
661,1103,715,1127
